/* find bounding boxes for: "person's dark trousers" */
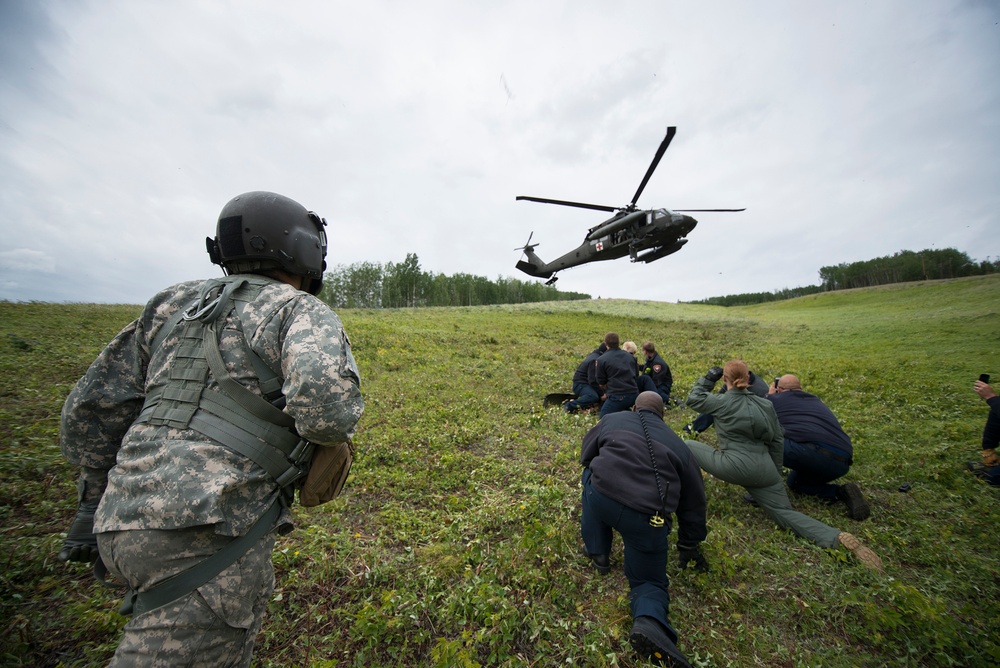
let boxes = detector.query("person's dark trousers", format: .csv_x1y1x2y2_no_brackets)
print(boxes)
985,465,1000,486
690,413,714,432
655,385,672,406
580,469,678,643
983,405,1000,449
637,375,657,393
566,382,600,411
600,392,637,418
782,438,850,501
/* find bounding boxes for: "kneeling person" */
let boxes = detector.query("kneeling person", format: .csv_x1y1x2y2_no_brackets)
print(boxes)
580,392,707,667
767,374,870,520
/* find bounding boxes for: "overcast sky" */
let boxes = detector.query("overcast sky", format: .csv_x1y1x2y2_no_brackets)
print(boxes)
2,0,998,304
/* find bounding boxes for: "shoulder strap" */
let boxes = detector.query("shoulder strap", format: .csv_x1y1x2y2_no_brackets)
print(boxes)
149,277,284,402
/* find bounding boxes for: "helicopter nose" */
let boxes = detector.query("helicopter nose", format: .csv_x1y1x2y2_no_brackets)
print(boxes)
672,213,697,233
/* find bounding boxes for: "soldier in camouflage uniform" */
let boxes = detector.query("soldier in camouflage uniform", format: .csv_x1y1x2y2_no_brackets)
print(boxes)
58,191,364,666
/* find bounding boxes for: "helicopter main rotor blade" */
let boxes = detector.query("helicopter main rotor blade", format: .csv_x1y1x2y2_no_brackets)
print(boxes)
673,208,747,212
630,126,676,208
516,195,617,213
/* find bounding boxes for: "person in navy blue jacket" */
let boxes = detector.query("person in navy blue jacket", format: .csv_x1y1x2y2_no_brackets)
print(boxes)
766,374,870,520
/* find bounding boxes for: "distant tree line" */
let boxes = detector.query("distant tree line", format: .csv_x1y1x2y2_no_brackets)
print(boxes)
317,253,591,308
817,248,997,290
690,248,998,307
690,285,827,307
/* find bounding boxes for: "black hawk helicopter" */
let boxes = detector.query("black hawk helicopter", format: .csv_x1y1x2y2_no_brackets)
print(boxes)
515,126,744,285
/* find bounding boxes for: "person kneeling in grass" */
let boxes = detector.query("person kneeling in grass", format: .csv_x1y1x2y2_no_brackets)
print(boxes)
766,373,871,520
967,376,1000,485
684,360,883,570
580,392,707,667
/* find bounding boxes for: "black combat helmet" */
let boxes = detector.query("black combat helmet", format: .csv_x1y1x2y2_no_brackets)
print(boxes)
207,191,328,295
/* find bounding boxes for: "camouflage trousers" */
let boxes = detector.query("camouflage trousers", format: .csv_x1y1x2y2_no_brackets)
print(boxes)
97,525,276,668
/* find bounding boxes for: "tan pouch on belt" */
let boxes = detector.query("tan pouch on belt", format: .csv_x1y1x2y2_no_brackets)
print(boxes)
299,441,354,507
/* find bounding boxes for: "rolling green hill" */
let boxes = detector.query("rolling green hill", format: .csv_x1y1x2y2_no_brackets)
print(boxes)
2,274,998,666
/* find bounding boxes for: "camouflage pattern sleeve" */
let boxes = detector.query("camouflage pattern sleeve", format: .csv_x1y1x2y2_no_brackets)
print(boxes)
244,289,364,446
60,318,149,471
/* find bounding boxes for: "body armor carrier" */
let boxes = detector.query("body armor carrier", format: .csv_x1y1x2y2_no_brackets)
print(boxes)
107,276,319,617
135,275,313,501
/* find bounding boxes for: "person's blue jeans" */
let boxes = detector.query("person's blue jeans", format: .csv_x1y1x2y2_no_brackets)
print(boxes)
580,468,678,642
600,392,637,418
783,438,850,500
565,382,600,412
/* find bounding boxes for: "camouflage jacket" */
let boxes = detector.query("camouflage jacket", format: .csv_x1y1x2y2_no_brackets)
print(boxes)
60,276,364,536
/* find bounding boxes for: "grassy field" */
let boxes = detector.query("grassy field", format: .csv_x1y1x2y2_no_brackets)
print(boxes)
1,274,998,667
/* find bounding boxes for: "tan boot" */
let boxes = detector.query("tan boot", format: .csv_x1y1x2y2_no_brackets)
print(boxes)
838,532,883,571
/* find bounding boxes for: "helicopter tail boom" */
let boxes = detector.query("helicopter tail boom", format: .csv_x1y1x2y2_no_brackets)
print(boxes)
516,251,554,279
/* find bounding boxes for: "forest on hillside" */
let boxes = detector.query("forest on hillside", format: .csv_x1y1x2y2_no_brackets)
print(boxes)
317,253,591,308
690,248,998,307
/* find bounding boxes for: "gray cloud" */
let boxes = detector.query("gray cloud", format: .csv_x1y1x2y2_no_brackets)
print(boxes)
0,0,997,305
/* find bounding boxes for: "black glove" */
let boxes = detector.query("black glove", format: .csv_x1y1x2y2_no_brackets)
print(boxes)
678,544,709,573
58,501,100,563
705,366,724,383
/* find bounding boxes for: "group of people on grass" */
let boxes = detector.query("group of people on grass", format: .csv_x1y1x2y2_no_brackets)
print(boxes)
573,332,882,666
563,332,674,416
573,332,997,666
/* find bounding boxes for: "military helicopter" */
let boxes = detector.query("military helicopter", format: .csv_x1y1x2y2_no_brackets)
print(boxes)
514,126,744,285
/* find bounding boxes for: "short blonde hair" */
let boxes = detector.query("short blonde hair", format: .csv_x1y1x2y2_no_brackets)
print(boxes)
623,341,637,354
723,359,750,389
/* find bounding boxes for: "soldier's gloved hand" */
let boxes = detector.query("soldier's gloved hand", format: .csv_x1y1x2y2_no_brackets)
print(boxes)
982,449,1000,468
678,544,709,573
58,501,100,563
705,366,724,383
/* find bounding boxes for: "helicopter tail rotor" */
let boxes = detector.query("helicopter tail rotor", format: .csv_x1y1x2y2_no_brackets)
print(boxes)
514,231,538,256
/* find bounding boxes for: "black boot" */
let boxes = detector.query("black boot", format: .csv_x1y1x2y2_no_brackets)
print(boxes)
629,616,691,667
582,547,610,575
837,482,871,521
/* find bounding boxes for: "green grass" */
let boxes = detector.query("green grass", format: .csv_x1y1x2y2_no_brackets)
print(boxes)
2,275,998,667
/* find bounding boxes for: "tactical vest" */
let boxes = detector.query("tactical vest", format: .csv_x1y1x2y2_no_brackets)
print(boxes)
105,275,355,617
135,275,313,502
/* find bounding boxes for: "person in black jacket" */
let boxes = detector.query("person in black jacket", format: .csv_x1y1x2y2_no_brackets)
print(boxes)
967,377,1000,485
564,342,607,413
596,332,640,417
641,341,674,405
580,392,707,668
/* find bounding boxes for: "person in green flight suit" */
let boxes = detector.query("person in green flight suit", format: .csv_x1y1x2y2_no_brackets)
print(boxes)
683,360,882,570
